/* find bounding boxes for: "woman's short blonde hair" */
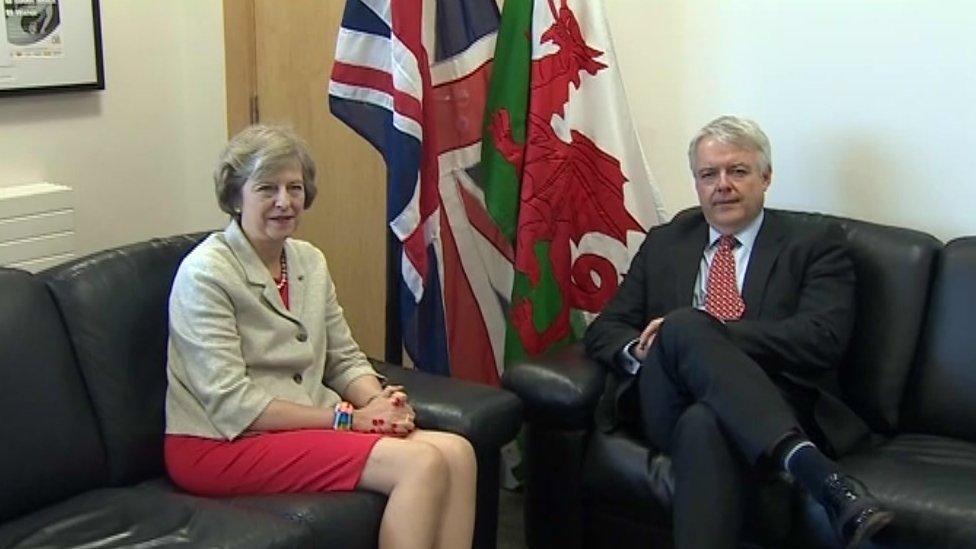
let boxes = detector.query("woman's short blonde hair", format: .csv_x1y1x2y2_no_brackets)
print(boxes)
214,124,317,216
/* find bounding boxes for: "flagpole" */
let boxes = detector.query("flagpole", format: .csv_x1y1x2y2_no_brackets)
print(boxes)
384,228,403,365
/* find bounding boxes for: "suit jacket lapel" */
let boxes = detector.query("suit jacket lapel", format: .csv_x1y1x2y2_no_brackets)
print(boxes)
284,240,306,322
225,220,301,324
672,217,709,308
741,211,787,319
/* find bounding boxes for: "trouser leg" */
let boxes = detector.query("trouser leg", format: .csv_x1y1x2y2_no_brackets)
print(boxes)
670,403,750,549
637,308,798,464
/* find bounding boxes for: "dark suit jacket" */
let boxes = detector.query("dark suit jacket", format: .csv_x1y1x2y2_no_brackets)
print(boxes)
585,207,870,456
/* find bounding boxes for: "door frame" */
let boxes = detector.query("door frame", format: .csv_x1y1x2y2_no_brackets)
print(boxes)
223,0,256,137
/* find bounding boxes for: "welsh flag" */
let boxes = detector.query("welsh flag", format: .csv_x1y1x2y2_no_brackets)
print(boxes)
330,0,663,384
483,0,666,364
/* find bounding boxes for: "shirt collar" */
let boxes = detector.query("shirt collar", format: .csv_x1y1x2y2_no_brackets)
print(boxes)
708,209,765,250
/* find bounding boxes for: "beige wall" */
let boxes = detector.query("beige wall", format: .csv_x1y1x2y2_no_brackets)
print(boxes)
3,1,973,259
607,0,976,241
0,1,227,255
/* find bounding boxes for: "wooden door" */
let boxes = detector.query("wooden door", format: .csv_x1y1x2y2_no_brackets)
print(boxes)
224,0,388,359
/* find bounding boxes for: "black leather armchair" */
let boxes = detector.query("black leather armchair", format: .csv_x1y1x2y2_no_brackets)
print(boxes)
505,212,976,548
0,233,521,548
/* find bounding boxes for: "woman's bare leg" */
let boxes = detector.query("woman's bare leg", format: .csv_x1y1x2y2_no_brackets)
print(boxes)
407,430,477,549
358,437,448,549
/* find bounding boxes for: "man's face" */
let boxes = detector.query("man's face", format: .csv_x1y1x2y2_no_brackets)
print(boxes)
692,137,771,234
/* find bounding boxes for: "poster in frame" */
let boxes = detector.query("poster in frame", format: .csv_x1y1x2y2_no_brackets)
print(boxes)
0,0,104,96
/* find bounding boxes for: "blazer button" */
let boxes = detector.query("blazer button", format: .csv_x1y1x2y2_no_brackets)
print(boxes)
296,331,308,342
292,373,303,384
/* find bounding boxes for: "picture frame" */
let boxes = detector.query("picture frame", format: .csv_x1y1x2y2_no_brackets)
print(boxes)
0,0,104,96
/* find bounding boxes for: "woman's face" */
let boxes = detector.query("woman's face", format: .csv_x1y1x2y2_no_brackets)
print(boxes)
239,160,306,248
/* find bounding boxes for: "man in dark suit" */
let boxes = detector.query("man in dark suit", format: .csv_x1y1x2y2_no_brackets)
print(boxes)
585,116,892,549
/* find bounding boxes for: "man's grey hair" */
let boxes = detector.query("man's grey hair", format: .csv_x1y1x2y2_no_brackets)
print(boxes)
687,115,771,176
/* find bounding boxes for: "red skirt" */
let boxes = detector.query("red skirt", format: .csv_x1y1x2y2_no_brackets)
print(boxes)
165,430,383,496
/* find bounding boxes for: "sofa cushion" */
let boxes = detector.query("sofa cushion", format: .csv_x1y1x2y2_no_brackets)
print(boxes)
41,233,206,485
581,429,671,525
903,237,976,440
232,492,385,549
792,433,976,548
0,269,108,523
581,428,795,547
829,216,941,434
140,477,386,549
375,361,523,450
0,487,311,548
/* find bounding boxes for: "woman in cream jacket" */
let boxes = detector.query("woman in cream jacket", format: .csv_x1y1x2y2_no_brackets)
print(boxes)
164,125,476,549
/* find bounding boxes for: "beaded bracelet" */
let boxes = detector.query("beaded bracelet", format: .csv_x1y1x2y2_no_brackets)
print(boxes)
333,401,354,431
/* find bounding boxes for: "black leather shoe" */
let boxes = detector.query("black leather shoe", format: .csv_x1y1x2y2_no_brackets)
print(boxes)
820,473,894,549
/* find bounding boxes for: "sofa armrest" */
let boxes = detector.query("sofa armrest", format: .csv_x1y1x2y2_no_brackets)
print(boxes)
371,361,521,549
502,343,606,430
371,361,522,451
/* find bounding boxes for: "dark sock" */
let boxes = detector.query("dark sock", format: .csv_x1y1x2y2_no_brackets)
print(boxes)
775,434,840,501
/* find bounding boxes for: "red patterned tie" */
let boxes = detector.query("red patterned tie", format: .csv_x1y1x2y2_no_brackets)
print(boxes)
705,235,745,320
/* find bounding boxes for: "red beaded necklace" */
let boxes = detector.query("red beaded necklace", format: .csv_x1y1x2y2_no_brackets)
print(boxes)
274,251,289,309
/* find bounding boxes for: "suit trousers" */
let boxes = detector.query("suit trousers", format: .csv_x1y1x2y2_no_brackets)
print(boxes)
669,403,751,549
638,308,802,548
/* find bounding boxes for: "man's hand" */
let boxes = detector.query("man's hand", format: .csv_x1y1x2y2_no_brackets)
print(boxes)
632,317,664,361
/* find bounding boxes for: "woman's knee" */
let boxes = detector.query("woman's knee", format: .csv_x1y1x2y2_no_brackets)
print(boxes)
360,438,448,495
407,441,450,491
433,432,477,473
410,431,478,479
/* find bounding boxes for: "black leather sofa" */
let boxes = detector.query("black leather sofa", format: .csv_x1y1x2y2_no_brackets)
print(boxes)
504,211,976,548
0,233,522,548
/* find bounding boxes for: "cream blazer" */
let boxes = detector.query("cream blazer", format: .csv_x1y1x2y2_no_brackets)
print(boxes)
165,220,380,440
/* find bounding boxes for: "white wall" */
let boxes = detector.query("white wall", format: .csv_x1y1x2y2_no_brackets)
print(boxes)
0,2,227,256
607,0,976,241
3,2,972,250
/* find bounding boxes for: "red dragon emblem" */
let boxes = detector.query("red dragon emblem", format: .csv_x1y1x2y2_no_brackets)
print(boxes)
489,0,643,356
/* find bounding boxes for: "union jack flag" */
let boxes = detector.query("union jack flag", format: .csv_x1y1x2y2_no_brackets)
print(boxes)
329,0,510,385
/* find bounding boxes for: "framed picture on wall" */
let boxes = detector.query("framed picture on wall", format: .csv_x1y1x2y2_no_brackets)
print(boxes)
0,0,104,96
